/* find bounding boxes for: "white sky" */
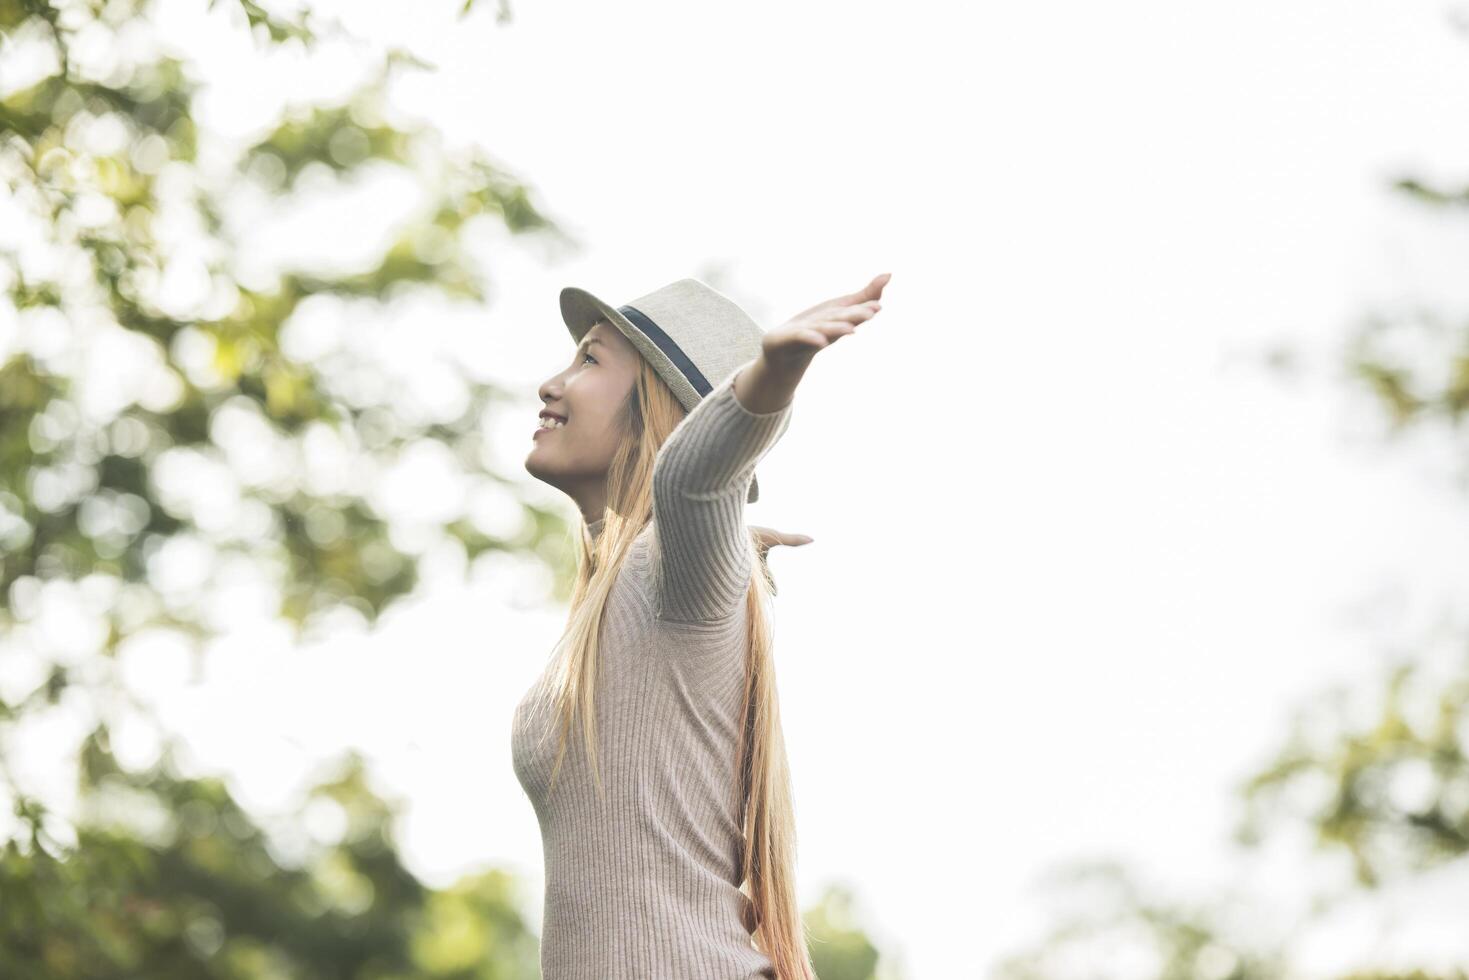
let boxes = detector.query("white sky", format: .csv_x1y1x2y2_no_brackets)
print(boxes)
7,0,1469,976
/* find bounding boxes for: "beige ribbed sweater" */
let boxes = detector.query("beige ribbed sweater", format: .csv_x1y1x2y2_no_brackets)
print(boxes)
511,360,793,980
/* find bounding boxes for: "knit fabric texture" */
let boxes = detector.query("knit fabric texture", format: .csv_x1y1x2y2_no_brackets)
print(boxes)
511,359,794,980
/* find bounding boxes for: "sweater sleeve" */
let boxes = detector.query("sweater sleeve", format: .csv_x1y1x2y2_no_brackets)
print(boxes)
650,358,794,624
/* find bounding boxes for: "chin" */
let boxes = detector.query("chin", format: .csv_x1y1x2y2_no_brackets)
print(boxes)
524,452,563,491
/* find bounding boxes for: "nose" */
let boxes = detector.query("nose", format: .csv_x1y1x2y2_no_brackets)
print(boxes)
538,371,563,408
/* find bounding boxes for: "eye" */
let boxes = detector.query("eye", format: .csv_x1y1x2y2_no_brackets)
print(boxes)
581,351,597,365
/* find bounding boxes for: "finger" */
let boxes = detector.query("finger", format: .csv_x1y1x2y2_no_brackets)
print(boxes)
793,276,889,321
830,274,888,306
831,303,879,322
751,527,786,554
792,326,848,348
849,273,891,304
815,322,859,339
768,529,813,545
782,321,860,348
750,526,814,547
865,273,890,300
799,310,873,341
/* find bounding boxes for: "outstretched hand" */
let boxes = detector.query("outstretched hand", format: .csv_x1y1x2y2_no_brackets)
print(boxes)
750,525,812,597
761,272,892,373
751,525,814,558
739,279,890,566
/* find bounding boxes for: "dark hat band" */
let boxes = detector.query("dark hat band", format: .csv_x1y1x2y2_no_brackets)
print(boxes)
618,304,713,399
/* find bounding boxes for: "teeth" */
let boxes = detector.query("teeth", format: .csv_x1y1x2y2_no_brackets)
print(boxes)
539,417,565,429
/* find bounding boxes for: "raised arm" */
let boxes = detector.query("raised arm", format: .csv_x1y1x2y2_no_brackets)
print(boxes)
650,359,793,623
650,272,892,624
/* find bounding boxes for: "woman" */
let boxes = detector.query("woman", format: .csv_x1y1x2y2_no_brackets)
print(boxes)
512,272,890,979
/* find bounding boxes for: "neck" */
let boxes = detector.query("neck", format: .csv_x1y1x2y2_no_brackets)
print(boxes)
575,492,606,530
566,481,607,538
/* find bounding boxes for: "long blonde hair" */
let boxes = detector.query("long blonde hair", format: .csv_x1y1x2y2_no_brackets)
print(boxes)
543,351,816,980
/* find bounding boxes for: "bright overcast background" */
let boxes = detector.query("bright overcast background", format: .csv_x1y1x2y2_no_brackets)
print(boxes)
12,0,1469,976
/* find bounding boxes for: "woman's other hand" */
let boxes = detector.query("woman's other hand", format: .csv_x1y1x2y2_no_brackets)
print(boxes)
750,525,813,596
751,525,814,558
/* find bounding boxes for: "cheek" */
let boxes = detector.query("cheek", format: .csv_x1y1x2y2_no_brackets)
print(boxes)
574,417,616,456
540,414,611,465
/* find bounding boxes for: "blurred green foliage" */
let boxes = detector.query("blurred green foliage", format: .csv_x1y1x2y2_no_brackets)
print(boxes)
1237,656,1469,887
0,737,543,978
0,0,575,973
0,2,900,976
991,861,1289,980
988,25,1469,980
806,884,885,980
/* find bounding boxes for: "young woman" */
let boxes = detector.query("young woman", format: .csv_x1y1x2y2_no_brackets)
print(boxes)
512,272,890,979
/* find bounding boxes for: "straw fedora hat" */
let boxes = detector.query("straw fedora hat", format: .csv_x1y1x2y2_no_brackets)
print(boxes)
559,277,771,503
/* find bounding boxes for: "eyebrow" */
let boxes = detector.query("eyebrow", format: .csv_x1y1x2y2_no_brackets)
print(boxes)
577,337,606,354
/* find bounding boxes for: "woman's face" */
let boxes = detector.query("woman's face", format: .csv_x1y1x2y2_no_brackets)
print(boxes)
525,319,642,497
